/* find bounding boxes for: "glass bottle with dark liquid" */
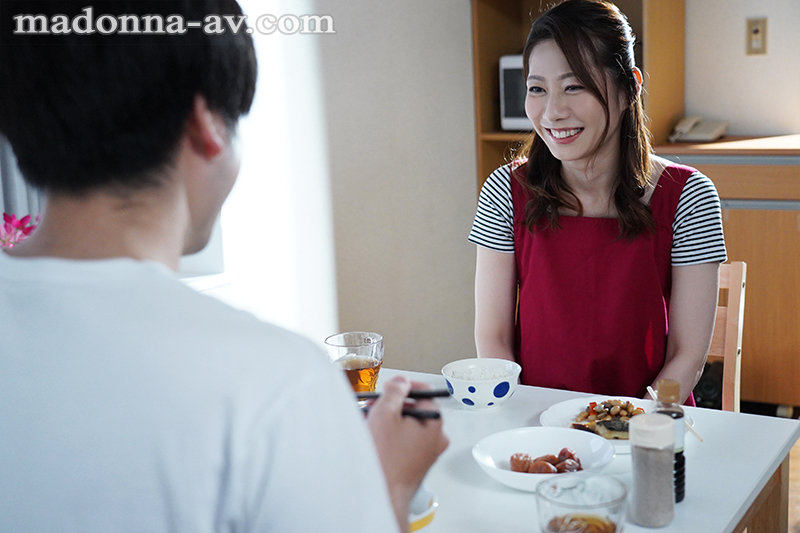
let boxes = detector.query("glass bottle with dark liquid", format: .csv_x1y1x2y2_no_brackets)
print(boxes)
655,379,685,503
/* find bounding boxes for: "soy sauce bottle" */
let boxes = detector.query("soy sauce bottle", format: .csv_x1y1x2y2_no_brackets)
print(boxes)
655,379,685,503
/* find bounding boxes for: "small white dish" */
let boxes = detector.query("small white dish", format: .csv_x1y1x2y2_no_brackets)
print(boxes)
472,426,614,492
539,396,695,453
408,486,438,532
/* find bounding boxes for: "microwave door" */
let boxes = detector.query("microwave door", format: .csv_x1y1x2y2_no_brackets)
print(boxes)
499,55,532,131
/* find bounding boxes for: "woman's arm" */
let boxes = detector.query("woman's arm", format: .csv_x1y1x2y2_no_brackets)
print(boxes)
650,262,720,402
474,245,517,361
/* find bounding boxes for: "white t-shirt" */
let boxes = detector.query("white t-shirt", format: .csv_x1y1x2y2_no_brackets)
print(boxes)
0,253,397,532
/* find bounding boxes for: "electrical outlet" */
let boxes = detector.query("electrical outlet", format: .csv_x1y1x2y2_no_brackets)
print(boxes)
746,17,767,55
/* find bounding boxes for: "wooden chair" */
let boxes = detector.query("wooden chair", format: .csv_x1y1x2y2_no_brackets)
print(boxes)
707,261,747,412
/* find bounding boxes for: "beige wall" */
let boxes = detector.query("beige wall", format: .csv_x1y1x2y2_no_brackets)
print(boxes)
685,0,800,135
316,0,478,372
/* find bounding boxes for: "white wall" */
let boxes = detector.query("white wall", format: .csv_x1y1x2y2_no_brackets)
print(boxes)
685,0,800,136
211,0,339,344
316,0,478,372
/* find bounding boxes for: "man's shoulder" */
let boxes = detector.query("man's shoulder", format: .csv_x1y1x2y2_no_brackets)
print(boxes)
85,262,329,373
158,281,324,364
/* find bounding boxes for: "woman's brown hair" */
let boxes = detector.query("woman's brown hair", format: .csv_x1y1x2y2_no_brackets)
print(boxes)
516,0,653,238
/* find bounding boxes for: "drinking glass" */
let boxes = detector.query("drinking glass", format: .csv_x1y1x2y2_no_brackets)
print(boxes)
535,475,627,533
324,331,384,393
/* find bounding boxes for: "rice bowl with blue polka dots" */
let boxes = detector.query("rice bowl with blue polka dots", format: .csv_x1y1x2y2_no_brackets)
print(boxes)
441,358,521,410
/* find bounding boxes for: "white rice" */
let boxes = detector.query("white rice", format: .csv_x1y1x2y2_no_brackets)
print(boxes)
450,366,509,381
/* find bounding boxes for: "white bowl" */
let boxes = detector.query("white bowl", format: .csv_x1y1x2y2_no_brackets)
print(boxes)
408,486,438,532
472,426,615,492
441,358,521,410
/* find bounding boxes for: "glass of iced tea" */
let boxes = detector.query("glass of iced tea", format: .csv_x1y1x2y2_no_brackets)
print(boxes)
324,331,384,393
535,475,627,533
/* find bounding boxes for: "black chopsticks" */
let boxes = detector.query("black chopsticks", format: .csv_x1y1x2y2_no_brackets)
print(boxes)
360,405,443,420
356,388,450,420
355,389,451,401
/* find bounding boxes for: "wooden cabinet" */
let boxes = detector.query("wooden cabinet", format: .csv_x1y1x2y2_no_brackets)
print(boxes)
658,135,800,407
721,209,800,406
471,0,685,187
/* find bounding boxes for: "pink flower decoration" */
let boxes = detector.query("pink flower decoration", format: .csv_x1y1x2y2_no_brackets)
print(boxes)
1,212,39,249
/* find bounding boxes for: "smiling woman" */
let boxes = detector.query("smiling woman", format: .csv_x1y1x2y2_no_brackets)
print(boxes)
523,39,629,189
517,0,652,234
469,0,727,406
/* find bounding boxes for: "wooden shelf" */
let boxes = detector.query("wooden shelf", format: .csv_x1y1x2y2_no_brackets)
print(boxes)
480,131,529,143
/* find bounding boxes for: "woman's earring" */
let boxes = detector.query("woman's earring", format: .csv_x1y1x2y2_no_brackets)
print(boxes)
632,67,643,97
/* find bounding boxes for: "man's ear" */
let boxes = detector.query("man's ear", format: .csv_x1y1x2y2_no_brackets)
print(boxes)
185,95,226,158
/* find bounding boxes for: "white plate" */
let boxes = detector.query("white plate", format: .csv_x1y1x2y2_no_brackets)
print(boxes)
472,426,614,492
539,396,695,453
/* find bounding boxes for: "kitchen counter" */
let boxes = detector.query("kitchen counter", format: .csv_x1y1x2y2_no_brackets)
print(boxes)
655,134,800,156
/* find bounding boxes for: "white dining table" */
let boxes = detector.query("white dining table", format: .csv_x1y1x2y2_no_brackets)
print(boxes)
382,368,800,533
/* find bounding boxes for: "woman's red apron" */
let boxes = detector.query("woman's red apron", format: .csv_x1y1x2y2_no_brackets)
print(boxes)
511,163,695,403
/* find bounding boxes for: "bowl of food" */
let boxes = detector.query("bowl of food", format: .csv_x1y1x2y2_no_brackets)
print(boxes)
441,357,521,410
472,426,615,492
535,475,627,533
408,486,438,532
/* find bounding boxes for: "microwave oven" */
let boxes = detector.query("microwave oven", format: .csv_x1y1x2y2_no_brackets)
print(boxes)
499,54,532,131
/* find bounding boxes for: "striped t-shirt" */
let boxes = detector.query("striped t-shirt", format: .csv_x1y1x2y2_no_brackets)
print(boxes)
468,163,728,265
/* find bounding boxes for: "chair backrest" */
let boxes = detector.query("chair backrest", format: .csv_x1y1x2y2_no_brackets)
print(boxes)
708,261,747,412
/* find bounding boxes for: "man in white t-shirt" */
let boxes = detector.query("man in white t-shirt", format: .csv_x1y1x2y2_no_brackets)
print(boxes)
0,1,447,531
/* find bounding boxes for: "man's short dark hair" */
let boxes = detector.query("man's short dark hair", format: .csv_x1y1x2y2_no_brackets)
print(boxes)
0,0,257,194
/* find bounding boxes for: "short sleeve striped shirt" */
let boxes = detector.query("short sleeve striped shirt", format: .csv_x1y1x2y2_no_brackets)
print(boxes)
468,163,728,265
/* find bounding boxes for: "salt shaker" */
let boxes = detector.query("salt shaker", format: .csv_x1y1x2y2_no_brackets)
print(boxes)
629,413,675,527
